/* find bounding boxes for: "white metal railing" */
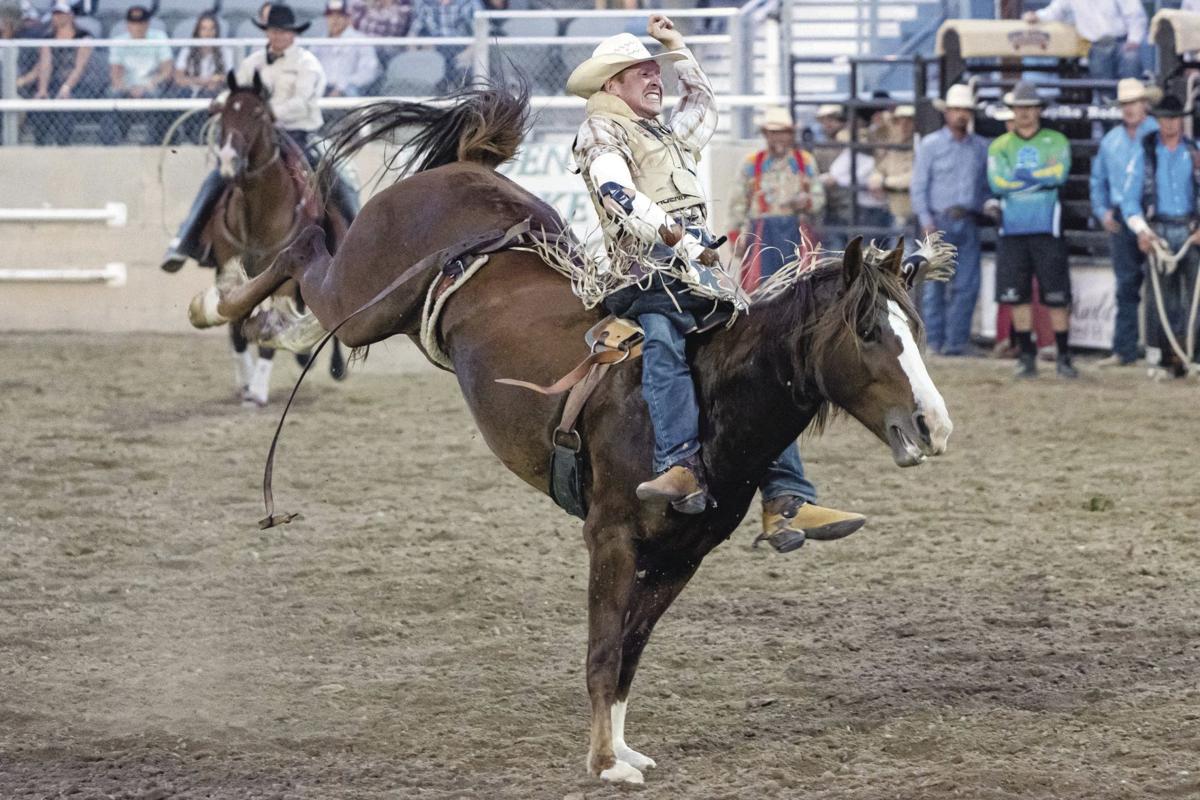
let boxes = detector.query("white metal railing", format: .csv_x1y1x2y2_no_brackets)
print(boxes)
0,6,775,143
0,202,127,226
0,263,127,287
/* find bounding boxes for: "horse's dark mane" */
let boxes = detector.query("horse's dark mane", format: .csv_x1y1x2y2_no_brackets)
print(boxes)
314,82,531,196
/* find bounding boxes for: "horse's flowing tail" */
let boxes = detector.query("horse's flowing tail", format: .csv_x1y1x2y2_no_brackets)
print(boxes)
315,82,531,195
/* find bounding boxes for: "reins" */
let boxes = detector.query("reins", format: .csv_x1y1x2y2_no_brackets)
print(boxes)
1145,234,1200,369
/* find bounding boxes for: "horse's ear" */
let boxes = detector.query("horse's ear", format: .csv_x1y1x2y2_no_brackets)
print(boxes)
843,236,864,288
227,70,239,93
881,240,905,280
252,70,266,98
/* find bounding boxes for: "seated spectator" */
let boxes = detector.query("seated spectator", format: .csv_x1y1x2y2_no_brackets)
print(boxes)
105,4,173,144
411,0,482,90
30,2,108,145
2,1,46,101
173,12,233,98
348,0,412,43
313,0,380,97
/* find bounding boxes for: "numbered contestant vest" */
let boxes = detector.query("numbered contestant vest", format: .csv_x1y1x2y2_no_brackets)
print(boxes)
582,92,707,224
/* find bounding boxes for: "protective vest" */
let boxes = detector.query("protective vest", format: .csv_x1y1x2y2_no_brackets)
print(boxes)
1140,131,1200,223
581,92,706,220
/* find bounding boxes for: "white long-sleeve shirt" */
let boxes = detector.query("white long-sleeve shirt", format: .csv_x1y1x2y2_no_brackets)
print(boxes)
1032,0,1147,45
310,27,380,96
236,44,326,132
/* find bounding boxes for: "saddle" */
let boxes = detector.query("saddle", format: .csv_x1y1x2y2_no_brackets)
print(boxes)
497,308,734,519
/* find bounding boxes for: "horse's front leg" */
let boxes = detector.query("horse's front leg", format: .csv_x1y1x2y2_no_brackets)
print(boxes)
611,560,698,773
584,516,641,784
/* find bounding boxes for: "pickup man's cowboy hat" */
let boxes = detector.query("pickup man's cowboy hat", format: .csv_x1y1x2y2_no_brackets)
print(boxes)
254,4,311,33
567,33,687,99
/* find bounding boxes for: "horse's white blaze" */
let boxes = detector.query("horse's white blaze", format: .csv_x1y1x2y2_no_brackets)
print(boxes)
886,300,952,453
218,132,238,178
610,700,656,771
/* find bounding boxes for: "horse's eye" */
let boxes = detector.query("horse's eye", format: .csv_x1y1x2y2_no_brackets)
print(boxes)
861,324,881,343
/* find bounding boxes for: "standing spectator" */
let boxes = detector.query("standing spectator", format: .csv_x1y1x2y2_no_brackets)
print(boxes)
868,104,915,232
1090,78,1158,368
30,2,107,145
1023,0,1145,85
1121,95,1200,379
411,0,482,89
987,81,1076,379
313,0,380,97
105,4,174,144
813,104,849,248
825,132,890,232
173,12,233,98
728,106,824,290
911,84,989,356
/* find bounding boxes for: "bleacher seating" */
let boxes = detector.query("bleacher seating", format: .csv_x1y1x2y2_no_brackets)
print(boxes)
380,49,445,96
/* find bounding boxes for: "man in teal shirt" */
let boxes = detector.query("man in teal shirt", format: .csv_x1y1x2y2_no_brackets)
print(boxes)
988,81,1076,379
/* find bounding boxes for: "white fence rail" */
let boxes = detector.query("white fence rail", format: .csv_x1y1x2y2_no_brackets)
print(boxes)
0,4,775,145
0,263,127,287
0,202,127,226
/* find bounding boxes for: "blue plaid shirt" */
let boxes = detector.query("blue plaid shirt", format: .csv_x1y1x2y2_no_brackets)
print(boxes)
411,0,482,37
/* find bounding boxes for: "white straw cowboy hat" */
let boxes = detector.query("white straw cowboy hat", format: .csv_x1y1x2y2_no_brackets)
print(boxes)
933,84,976,111
893,104,915,118
757,106,795,131
815,103,845,119
566,33,687,99
1111,78,1162,105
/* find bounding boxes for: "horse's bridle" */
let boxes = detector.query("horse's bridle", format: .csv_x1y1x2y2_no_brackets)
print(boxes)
216,99,310,269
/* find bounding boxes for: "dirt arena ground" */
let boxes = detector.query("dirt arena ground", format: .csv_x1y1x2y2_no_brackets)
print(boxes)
1,331,1197,800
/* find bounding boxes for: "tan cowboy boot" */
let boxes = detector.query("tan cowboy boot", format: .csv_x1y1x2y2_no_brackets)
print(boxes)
636,455,709,514
755,495,867,553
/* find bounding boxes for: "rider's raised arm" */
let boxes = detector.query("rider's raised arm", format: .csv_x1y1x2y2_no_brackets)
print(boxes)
647,14,717,154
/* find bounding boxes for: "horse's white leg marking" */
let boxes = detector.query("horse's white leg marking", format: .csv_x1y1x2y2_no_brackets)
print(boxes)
598,760,644,784
886,300,953,452
244,357,273,407
610,700,656,771
232,349,255,394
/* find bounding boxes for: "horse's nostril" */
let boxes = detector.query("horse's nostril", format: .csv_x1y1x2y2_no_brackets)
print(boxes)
914,413,932,444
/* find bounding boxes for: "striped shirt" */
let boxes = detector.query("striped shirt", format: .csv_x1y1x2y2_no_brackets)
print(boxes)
411,0,482,37
348,0,412,37
573,49,717,181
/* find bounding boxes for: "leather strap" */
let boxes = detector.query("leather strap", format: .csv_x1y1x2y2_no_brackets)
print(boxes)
553,361,612,450
495,343,641,396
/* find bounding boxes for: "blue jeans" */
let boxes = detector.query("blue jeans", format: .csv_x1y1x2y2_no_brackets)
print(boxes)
639,313,703,473
1148,222,1200,364
761,441,817,502
1088,38,1139,99
639,313,816,500
922,216,982,353
1109,223,1145,362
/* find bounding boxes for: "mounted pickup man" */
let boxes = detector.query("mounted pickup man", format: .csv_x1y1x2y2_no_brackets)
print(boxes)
567,15,866,547
161,3,359,273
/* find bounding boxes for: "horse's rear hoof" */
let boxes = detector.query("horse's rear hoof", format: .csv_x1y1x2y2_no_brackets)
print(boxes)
598,761,644,784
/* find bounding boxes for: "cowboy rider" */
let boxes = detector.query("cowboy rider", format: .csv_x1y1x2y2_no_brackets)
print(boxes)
568,15,866,547
161,3,359,273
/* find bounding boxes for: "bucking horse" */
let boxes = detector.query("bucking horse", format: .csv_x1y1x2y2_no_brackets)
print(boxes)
189,85,954,784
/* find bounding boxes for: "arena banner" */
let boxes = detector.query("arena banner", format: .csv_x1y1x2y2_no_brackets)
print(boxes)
973,256,1116,349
